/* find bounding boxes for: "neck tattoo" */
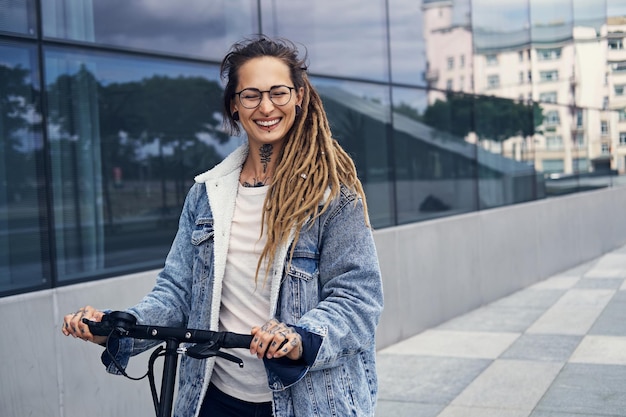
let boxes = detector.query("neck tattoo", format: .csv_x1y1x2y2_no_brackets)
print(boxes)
260,144,272,172
242,144,273,187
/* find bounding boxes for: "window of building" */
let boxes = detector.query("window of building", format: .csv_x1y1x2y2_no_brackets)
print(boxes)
447,57,454,70
545,135,563,150
539,92,557,103
528,70,532,82
0,42,48,295
537,48,562,61
612,62,626,73
619,132,626,145
519,71,524,84
518,50,524,62
44,47,227,283
487,74,500,89
542,159,564,174
544,110,560,125
601,143,610,153
609,38,624,50
615,84,626,96
446,79,453,90
540,70,559,82
601,121,609,136
0,0,35,35
576,110,584,128
460,54,465,68
620,109,626,121
574,132,585,148
486,54,498,66
573,158,589,172
603,96,609,109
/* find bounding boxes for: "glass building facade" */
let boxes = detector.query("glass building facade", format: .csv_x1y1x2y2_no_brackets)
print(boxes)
1,0,625,297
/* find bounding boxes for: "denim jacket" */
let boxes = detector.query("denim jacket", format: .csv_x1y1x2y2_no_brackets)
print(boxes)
103,145,384,417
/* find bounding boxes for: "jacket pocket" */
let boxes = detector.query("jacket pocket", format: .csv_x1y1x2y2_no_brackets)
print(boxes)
191,217,214,245
285,254,319,321
191,217,214,284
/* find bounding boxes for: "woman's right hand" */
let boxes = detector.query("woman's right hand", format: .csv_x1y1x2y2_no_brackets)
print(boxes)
62,305,108,345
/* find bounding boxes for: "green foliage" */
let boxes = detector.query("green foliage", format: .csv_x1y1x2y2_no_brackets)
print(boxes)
421,92,544,142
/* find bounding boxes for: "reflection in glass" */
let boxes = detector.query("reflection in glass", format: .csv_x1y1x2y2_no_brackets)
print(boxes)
42,0,257,60
313,78,395,227
44,48,236,281
393,86,478,223
266,0,388,81
0,42,46,295
0,0,35,35
388,0,427,85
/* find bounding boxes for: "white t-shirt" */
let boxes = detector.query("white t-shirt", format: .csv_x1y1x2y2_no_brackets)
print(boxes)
211,184,273,403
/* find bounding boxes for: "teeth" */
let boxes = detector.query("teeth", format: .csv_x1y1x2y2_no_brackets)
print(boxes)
257,119,279,127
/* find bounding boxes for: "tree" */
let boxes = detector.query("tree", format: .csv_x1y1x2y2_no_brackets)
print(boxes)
421,92,543,143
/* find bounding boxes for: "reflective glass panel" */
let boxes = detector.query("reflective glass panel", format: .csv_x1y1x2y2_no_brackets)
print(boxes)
0,41,48,295
42,0,257,60
312,77,395,227
388,0,427,85
393,86,477,223
44,47,238,282
264,0,388,81
420,0,473,94
0,0,36,35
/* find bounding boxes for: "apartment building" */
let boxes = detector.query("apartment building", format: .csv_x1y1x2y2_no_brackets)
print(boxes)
423,0,626,176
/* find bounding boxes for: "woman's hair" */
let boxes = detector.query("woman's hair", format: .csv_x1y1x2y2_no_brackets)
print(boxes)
220,35,369,281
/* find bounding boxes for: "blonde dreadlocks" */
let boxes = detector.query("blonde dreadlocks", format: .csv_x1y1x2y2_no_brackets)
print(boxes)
220,36,369,282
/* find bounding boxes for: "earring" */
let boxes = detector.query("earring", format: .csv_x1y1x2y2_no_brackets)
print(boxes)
295,105,302,116
232,111,239,121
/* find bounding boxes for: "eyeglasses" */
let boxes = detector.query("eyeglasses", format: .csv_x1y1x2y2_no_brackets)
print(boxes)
233,85,295,109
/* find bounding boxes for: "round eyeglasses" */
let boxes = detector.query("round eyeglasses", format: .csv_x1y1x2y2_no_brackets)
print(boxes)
233,85,295,109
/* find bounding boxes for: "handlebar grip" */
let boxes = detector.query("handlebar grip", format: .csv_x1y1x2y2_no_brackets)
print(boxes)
221,333,254,349
82,318,111,336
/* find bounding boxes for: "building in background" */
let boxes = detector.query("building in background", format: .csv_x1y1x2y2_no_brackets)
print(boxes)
423,0,626,178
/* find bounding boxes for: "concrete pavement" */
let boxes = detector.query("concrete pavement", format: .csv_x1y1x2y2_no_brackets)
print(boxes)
376,243,626,417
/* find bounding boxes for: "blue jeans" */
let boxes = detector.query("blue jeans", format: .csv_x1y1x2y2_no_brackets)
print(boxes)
199,383,273,417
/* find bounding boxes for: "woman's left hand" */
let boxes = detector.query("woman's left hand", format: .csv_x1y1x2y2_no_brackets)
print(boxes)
251,319,303,361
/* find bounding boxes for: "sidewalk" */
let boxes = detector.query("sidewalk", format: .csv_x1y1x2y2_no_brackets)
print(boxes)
376,243,626,417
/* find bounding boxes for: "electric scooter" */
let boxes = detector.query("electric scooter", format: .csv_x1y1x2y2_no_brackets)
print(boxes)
84,311,253,417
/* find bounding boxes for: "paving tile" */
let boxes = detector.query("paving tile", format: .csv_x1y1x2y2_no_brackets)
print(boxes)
376,354,491,404
569,335,626,365
529,412,601,417
526,289,614,335
500,334,582,363
375,400,444,417
529,276,579,290
533,363,626,416
584,254,626,279
574,278,624,290
437,405,530,417
450,360,562,412
437,306,547,333
379,330,520,359
589,290,626,336
584,269,626,279
488,289,566,310
590,253,626,269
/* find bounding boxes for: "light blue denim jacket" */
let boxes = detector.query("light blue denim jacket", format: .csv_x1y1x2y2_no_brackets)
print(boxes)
103,145,384,417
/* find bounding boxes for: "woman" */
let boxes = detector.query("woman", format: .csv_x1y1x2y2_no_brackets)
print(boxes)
62,36,384,417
